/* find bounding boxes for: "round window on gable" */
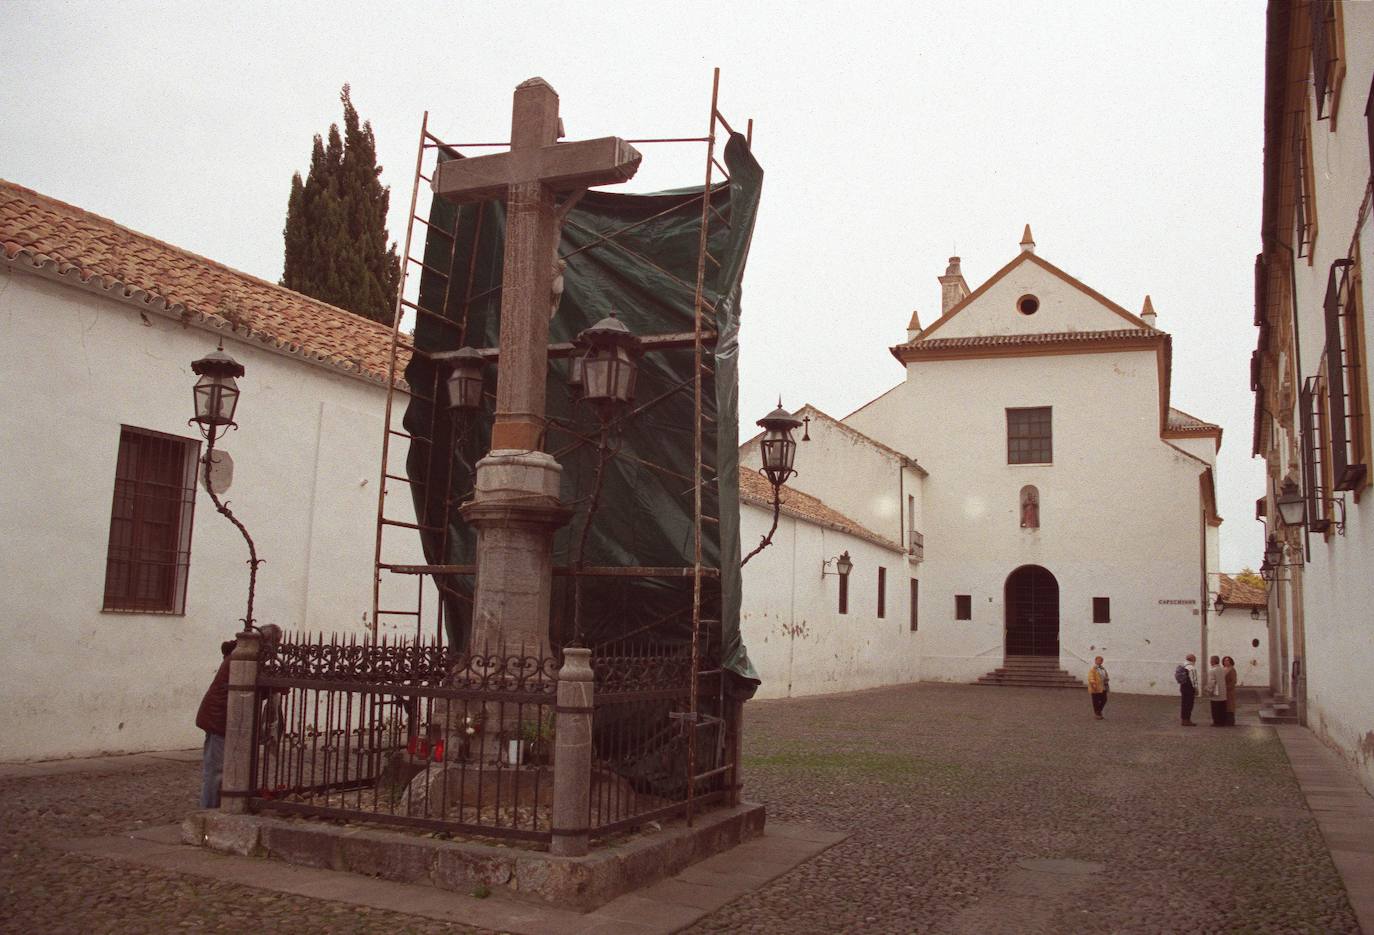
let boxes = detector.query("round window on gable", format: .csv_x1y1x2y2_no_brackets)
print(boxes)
1017,294,1040,316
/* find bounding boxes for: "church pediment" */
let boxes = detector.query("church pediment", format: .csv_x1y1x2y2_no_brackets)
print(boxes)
907,252,1153,344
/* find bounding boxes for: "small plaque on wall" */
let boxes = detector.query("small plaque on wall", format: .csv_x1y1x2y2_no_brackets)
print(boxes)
205,449,234,494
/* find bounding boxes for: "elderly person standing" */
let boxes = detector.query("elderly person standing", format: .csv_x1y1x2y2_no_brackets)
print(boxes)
1207,655,1226,726
1177,653,1199,727
196,625,282,808
1087,656,1110,720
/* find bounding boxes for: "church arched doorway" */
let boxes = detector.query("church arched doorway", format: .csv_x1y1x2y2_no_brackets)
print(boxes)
1004,565,1059,657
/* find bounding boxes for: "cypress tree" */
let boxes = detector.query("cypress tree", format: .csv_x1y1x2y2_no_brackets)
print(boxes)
281,85,401,325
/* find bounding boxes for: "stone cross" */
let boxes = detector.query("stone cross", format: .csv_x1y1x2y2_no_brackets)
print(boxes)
430,79,641,659
432,77,642,451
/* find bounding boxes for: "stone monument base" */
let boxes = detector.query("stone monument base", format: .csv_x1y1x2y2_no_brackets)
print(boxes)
182,802,765,910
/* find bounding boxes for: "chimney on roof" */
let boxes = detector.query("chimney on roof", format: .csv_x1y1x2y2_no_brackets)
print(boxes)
938,258,969,315
1019,224,1036,254
1141,295,1157,328
907,309,923,341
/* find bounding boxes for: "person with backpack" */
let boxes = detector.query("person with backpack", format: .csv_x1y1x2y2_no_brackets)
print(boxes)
1174,654,1199,727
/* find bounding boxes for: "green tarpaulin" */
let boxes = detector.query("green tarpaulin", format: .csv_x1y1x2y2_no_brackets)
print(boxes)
403,133,762,695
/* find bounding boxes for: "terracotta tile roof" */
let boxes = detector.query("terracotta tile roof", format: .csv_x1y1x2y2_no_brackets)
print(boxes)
900,328,1162,351
0,178,407,385
1218,573,1267,609
738,466,903,553
1167,407,1222,434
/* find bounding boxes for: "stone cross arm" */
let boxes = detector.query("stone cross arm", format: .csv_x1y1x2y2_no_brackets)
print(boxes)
432,137,642,205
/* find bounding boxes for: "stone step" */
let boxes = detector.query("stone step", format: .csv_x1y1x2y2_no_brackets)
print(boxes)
975,675,1086,688
1258,705,1299,724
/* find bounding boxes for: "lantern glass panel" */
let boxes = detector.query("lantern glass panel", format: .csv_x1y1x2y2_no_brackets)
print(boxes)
613,346,636,401
1264,540,1282,566
194,374,239,426
1276,493,1306,528
447,369,483,410
582,348,612,400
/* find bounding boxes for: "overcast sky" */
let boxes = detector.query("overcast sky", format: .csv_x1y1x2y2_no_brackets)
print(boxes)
2,1,1267,570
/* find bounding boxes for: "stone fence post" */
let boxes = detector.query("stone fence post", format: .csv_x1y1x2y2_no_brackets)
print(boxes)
550,647,594,857
220,628,262,814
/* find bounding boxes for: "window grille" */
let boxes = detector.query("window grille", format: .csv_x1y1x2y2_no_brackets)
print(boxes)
1007,407,1052,464
1366,70,1374,179
1294,113,1317,259
102,427,200,613
1300,376,1332,533
877,566,886,619
909,579,919,632
1311,0,1337,119
838,573,849,615
1323,258,1369,491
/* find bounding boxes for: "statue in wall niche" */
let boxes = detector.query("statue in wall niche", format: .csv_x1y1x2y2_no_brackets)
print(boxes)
1020,485,1040,529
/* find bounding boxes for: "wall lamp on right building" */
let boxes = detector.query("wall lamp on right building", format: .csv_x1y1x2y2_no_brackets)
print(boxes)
822,550,853,578
1274,478,1306,528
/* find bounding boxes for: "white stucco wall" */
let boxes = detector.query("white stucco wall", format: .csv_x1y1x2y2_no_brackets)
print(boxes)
740,502,918,699
0,270,432,761
847,333,1213,695
1206,609,1270,689
1280,12,1374,797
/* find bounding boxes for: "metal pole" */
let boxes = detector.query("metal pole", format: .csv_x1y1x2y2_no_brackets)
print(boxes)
203,432,262,631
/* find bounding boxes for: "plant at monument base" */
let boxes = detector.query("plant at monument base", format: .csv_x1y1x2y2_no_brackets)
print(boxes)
281,83,401,325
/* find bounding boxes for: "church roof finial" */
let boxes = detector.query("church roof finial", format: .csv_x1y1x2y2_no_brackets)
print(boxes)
1019,224,1035,254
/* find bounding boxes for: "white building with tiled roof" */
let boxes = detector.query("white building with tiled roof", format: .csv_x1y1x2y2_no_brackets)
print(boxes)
745,232,1229,698
0,179,424,761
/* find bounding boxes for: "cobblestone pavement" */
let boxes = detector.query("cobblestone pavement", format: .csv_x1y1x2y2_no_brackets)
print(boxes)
0,684,1359,934
687,684,1359,935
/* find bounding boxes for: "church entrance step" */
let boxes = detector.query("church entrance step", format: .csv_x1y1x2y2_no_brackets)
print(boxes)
975,656,1087,689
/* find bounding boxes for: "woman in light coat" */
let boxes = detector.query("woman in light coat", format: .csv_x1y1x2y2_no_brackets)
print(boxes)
1207,655,1226,727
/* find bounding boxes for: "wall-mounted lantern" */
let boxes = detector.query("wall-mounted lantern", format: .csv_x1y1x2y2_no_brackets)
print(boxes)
576,312,640,415
1250,607,1262,620
444,346,486,412
1275,478,1306,528
822,550,854,578
1213,594,1227,616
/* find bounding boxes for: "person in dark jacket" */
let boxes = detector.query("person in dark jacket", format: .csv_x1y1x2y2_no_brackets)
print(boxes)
196,625,281,808
195,640,237,808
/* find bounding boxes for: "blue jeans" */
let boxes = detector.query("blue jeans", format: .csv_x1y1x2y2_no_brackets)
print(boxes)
200,732,225,809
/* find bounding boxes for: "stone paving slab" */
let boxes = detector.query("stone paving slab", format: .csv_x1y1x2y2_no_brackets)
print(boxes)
1274,725,1374,933
53,819,844,935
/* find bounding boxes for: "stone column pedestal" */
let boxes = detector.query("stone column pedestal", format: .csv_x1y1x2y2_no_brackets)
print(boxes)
221,629,262,814
461,449,572,656
551,647,594,857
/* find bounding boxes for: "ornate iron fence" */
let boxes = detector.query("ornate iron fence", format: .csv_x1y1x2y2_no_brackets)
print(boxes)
243,632,734,846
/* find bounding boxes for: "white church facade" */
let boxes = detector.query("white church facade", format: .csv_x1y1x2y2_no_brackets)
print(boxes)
0,180,426,762
743,231,1225,697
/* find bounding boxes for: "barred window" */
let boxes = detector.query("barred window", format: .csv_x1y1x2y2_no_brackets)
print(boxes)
910,579,919,632
1323,257,1370,491
1007,407,1052,464
1310,0,1344,122
102,427,200,613
1300,376,1333,534
1294,110,1318,260
877,566,886,619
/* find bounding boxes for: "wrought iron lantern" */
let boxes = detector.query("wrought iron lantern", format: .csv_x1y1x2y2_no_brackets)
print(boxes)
1275,478,1306,528
1213,594,1226,615
444,346,486,412
190,343,244,442
1263,534,1283,568
1259,558,1275,582
576,313,640,412
757,401,803,488
1251,607,1262,621
189,342,263,633
822,550,853,577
